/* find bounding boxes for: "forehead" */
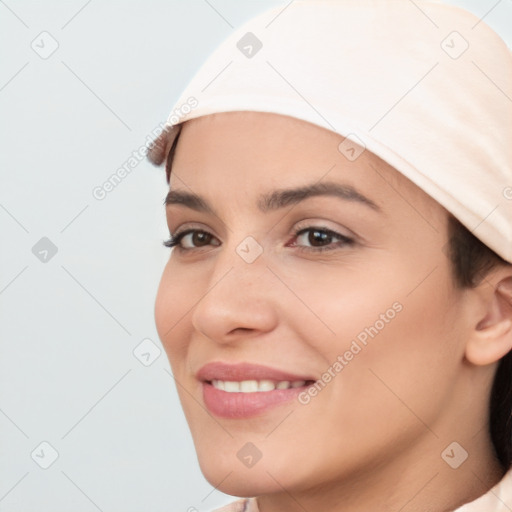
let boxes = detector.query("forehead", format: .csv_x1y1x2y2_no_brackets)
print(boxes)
169,111,444,221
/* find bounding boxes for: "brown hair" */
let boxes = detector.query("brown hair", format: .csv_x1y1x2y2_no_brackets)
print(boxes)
447,215,512,470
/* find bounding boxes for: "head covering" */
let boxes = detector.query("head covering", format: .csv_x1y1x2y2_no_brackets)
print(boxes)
149,0,512,263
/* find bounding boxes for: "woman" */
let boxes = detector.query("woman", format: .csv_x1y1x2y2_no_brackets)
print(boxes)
148,1,512,510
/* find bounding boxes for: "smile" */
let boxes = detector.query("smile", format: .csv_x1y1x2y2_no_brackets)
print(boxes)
210,379,310,392
197,362,317,418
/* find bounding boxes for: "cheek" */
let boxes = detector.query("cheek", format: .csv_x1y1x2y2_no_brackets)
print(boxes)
283,242,461,360
353,274,459,384
154,261,197,368
281,253,464,421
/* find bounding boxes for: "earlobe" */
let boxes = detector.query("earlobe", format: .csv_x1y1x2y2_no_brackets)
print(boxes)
465,276,512,366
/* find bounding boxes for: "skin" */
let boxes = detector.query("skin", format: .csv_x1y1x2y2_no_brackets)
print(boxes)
154,111,512,512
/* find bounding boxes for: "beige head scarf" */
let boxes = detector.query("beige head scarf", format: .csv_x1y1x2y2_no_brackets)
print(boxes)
149,0,512,262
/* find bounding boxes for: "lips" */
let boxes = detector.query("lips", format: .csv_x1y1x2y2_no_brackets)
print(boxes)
196,361,316,383
197,362,317,419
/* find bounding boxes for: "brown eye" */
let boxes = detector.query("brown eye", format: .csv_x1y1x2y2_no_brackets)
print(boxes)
189,231,212,247
306,230,332,247
293,227,354,253
163,229,220,250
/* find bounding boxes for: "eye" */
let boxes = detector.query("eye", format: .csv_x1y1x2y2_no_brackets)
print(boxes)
163,226,354,253
163,229,220,251
290,226,355,252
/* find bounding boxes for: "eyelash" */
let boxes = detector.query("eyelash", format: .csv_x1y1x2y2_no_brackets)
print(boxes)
163,226,355,253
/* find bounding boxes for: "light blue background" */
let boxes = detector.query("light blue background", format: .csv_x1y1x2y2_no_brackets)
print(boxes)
1,1,511,511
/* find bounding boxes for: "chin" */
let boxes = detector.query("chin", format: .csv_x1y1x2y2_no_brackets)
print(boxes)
199,462,277,498
195,442,315,498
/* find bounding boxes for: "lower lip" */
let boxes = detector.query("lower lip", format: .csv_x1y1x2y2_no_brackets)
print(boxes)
202,382,311,418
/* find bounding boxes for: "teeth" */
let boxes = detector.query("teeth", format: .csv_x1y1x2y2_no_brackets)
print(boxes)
224,381,240,392
258,380,276,391
240,380,258,392
211,379,308,392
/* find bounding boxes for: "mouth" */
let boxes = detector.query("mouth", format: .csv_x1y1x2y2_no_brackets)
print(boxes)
208,378,316,392
197,362,317,418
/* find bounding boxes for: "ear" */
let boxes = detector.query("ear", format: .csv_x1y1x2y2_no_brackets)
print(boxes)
465,272,512,366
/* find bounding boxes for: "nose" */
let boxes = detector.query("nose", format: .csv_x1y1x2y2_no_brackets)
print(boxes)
190,244,279,344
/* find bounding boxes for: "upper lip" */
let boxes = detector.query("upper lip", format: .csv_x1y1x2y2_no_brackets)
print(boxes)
197,362,316,383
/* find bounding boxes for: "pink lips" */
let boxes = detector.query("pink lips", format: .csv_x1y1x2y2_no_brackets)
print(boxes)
197,362,315,383
197,362,316,419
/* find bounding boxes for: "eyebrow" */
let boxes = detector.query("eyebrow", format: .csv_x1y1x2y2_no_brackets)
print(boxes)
164,181,381,216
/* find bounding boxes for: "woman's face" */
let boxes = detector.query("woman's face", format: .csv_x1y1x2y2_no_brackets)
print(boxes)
155,111,474,497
